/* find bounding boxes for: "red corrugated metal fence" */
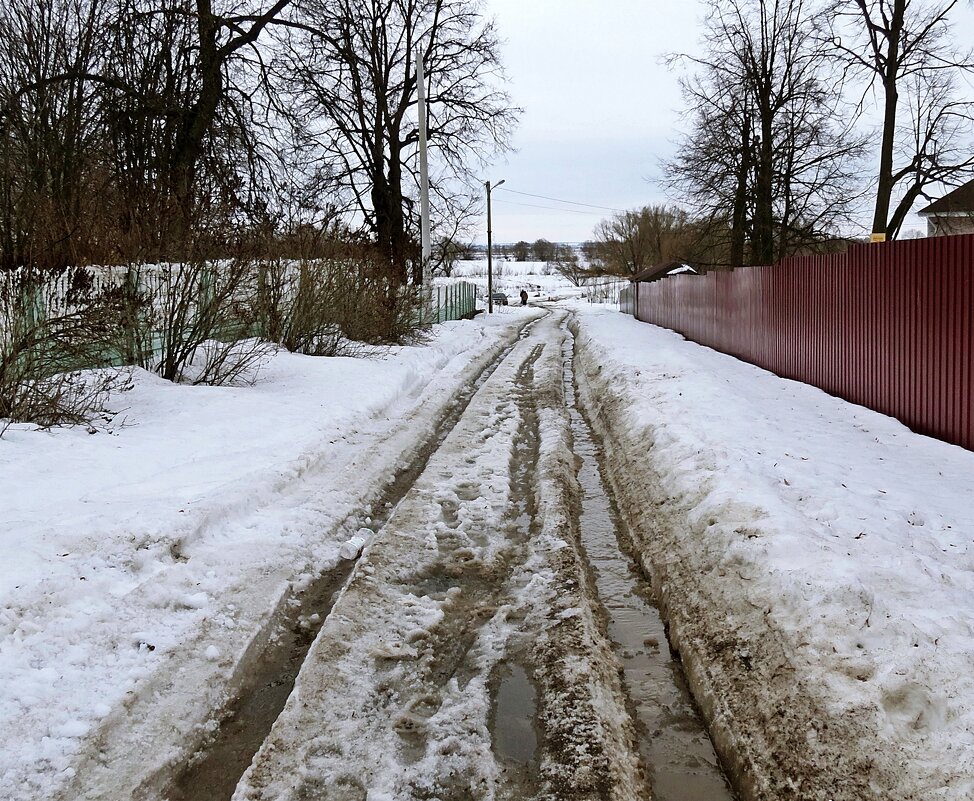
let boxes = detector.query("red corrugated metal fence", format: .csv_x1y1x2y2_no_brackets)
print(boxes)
621,234,974,451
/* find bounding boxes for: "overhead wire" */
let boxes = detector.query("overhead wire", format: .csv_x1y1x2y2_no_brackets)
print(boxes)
496,187,627,214
491,198,610,217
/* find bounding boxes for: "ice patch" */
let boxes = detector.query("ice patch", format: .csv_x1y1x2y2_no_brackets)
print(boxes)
340,529,371,560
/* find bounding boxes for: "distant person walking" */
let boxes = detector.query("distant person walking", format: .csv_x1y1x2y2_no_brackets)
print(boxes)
519,289,528,306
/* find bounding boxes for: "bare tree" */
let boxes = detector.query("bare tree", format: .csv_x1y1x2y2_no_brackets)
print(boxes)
826,0,974,239
667,0,865,266
430,235,472,277
0,0,518,275
0,0,114,268
0,0,295,267
594,209,655,276
511,240,530,261
104,0,295,252
547,244,593,287
593,205,705,276
278,0,517,283
530,238,556,262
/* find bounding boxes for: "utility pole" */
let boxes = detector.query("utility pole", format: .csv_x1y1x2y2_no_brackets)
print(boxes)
417,49,431,282
485,178,504,313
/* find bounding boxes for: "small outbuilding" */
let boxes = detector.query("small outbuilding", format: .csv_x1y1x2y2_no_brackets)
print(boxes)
629,261,701,283
918,179,974,237
624,261,701,319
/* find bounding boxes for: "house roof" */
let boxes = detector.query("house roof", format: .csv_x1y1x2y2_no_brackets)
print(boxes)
918,178,974,216
630,261,701,283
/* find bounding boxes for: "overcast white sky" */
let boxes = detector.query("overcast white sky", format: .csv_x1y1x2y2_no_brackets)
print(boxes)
472,0,974,245
478,0,707,244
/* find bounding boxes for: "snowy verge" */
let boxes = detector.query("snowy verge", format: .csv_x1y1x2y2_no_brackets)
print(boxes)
0,312,534,801
571,306,974,801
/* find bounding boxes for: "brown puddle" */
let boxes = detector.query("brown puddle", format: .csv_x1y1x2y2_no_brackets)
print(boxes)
492,662,538,764
562,328,737,801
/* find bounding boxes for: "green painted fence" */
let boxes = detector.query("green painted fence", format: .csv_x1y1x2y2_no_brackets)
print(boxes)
418,282,478,325
1,268,480,378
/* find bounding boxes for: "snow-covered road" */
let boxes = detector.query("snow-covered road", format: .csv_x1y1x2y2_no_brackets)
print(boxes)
7,305,707,801
230,310,740,801
6,292,973,801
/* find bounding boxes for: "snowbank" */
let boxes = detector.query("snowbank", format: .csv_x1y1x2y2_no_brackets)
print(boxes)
572,305,974,801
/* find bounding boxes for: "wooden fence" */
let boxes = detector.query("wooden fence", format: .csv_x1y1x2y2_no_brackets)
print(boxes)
620,234,974,451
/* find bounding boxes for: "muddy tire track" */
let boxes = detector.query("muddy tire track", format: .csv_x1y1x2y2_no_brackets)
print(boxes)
561,320,735,801
232,326,555,801
515,317,645,801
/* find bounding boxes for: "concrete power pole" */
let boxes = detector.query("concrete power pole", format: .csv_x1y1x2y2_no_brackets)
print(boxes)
486,178,504,314
417,50,431,291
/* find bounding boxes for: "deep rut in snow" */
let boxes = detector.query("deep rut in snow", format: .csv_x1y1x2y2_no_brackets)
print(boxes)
166,565,349,801
487,342,545,797
165,316,545,801
562,325,737,801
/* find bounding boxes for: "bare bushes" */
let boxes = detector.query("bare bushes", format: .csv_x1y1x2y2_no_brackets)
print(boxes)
327,259,429,348
0,269,130,431
118,261,273,386
0,260,271,436
547,245,594,287
256,261,353,357
0,250,432,434
255,254,429,358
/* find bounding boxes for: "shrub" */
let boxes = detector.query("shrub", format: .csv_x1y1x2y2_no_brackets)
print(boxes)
0,268,130,433
254,251,429,357
117,260,273,386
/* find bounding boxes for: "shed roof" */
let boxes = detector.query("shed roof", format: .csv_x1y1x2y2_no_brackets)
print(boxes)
630,261,701,283
918,178,974,216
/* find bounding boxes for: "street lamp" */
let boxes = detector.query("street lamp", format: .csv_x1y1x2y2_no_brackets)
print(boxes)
485,178,505,313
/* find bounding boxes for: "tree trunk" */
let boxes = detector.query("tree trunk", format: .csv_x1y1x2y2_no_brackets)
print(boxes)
753,121,775,264
730,111,752,269
869,0,904,239
165,0,224,246
371,134,411,284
